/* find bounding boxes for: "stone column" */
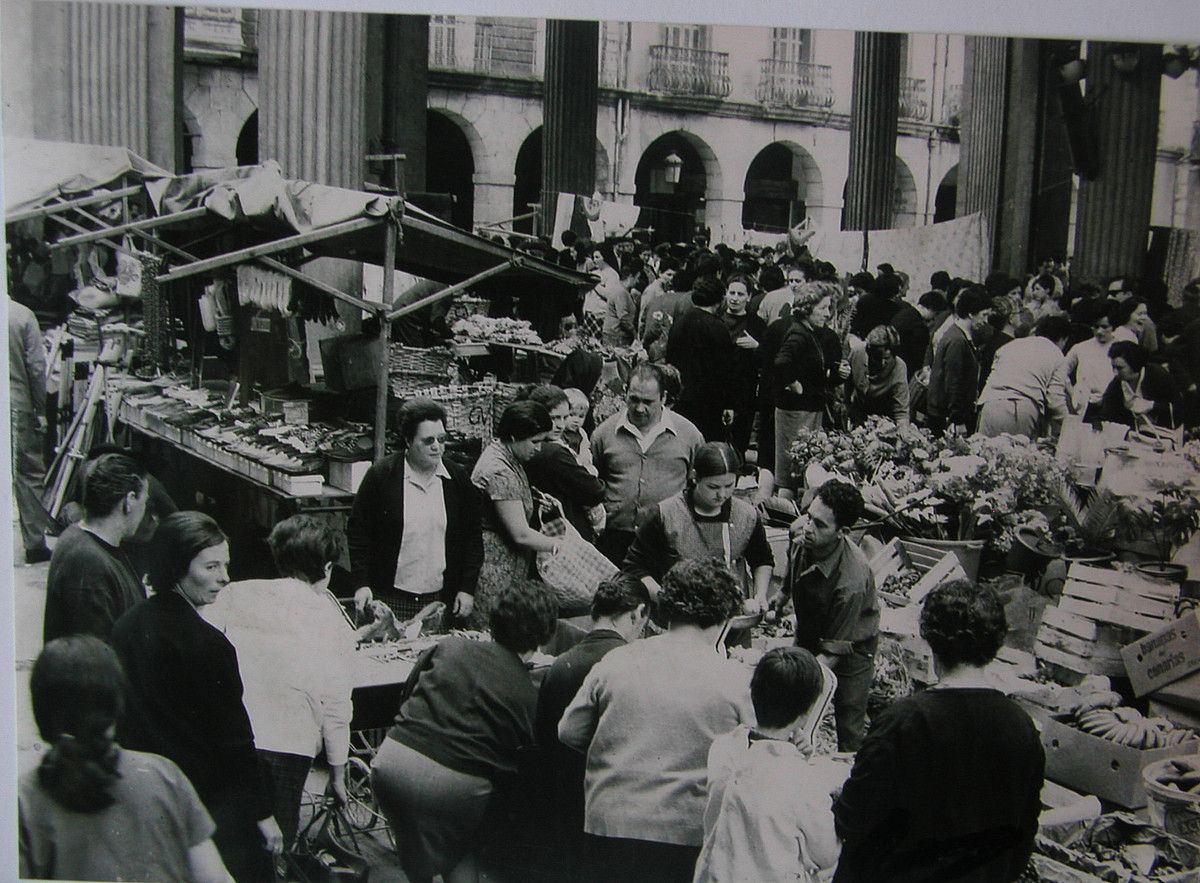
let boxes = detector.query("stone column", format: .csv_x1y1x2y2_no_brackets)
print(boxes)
993,39,1042,277
258,9,367,188
365,14,429,193
1073,42,1163,282
146,7,184,172
957,37,1008,254
843,32,901,231
540,20,599,236
258,10,369,376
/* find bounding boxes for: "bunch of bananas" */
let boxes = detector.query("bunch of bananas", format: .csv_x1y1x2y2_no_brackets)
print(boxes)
1074,705,1194,749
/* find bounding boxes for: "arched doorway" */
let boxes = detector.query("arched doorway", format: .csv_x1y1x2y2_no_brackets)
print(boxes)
427,110,475,230
893,157,919,228
513,128,617,237
236,111,258,167
634,133,709,244
742,142,822,233
512,127,542,234
933,163,957,224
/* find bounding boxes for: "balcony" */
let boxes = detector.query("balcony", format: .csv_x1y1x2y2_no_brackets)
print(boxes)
899,76,930,121
756,59,834,110
646,45,730,99
941,83,962,127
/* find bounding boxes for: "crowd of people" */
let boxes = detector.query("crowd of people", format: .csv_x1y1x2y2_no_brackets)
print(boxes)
18,226,1200,883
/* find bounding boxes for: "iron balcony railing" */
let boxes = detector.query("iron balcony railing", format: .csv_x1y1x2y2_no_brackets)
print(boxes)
899,76,930,120
756,58,834,109
646,45,731,99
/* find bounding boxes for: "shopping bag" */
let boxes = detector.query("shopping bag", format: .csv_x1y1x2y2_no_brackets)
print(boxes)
286,799,371,883
535,492,617,610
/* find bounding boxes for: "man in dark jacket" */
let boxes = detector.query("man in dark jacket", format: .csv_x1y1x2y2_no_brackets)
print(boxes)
347,398,483,626
890,295,931,381
927,286,990,435
850,272,901,339
665,274,737,442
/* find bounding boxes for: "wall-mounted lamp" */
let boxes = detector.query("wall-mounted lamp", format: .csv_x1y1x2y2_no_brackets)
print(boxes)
1110,44,1141,75
663,152,683,186
1059,58,1086,85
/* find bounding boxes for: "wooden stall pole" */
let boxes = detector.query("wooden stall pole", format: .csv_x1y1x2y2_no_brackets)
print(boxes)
374,218,399,463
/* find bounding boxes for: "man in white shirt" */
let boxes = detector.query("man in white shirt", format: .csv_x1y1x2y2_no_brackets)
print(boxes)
347,398,483,626
590,363,704,564
755,263,807,326
977,315,1072,439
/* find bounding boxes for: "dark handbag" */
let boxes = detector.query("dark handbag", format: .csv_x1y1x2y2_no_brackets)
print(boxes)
285,799,371,883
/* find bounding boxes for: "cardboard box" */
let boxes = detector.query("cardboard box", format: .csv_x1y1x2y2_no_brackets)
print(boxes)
1148,699,1200,732
1034,711,1200,808
329,460,372,494
1122,611,1200,697
1153,671,1200,715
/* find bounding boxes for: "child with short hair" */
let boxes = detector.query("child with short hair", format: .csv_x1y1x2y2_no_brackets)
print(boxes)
562,387,606,535
694,647,845,883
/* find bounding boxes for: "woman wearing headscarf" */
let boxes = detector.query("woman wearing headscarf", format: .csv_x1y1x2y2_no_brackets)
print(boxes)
848,325,910,426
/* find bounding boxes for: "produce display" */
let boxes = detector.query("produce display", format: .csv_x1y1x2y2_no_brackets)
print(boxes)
879,568,921,604
452,315,543,346
1032,813,1200,881
1071,692,1195,749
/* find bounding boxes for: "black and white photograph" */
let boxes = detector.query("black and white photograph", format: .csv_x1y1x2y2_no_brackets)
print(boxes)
4,1,1200,880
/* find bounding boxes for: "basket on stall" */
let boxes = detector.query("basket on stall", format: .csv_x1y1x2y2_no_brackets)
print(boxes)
445,296,490,325
388,344,457,393
397,382,495,439
490,381,524,427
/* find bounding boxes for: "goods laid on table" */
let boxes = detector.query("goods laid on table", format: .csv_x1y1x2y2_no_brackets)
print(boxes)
119,377,376,495
452,315,543,347
1030,811,1200,882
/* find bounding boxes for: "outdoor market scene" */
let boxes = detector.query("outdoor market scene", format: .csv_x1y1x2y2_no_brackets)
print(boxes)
5,5,1200,883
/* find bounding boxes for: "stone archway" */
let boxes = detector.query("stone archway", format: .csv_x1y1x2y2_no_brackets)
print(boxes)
236,111,258,167
634,130,721,244
427,109,475,230
933,163,958,223
512,126,613,235
893,156,919,228
741,141,824,233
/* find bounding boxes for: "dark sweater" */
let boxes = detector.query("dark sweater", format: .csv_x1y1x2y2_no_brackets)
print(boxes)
833,688,1044,883
389,637,538,781
665,306,737,414
44,525,145,645
622,500,774,583
774,319,829,412
891,302,929,382
927,322,979,425
524,441,606,542
850,292,900,339
112,592,273,822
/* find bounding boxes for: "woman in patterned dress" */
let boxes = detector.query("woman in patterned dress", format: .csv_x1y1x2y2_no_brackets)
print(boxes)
470,401,563,627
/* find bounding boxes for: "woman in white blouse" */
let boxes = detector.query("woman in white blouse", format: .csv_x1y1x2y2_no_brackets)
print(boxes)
203,514,355,850
1065,302,1118,413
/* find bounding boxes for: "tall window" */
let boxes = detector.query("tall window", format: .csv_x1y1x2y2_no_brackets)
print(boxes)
660,24,709,50
770,28,811,65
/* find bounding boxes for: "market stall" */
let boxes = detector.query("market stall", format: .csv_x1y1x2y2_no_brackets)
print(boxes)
6,144,595,576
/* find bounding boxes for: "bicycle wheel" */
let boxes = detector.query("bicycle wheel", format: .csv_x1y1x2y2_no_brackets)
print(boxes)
339,756,396,851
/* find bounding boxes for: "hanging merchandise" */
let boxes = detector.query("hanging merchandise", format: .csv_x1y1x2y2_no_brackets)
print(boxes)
203,279,237,350
235,264,294,316
140,252,171,372
115,236,144,298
